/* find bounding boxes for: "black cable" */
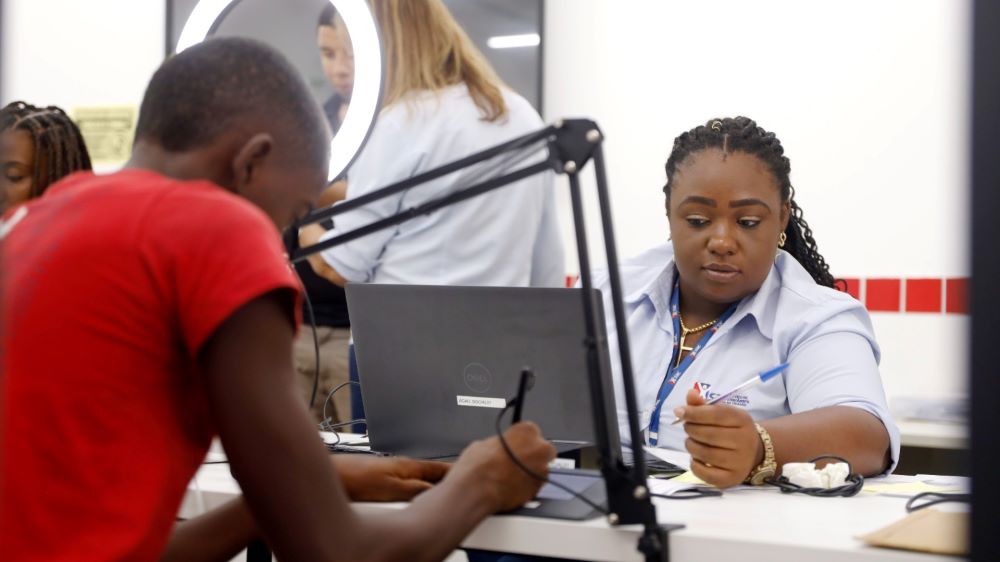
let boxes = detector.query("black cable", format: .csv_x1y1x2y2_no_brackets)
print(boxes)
303,288,321,410
494,401,609,515
765,455,864,497
906,491,972,513
320,381,361,433
321,417,377,454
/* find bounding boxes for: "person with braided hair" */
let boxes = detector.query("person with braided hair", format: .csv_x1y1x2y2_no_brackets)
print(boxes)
594,116,898,488
0,101,92,207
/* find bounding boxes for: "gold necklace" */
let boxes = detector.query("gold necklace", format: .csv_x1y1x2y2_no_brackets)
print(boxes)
676,315,717,367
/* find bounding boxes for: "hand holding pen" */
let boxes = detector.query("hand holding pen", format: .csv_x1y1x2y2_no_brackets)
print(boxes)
670,363,788,425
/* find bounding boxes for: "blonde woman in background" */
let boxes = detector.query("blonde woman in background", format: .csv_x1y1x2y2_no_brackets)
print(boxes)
302,0,563,289
301,0,565,428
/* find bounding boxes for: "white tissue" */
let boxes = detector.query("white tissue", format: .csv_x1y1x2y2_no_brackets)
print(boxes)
820,462,849,487
782,461,850,488
784,462,825,488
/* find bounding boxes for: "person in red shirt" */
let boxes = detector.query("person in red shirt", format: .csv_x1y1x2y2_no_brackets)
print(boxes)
0,37,555,561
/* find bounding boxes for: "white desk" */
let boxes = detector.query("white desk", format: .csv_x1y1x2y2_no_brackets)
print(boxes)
182,457,961,562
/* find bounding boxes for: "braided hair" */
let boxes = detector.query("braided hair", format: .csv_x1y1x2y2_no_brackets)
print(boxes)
0,101,93,199
663,116,842,290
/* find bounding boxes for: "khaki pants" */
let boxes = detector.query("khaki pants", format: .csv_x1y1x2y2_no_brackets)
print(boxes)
293,325,351,426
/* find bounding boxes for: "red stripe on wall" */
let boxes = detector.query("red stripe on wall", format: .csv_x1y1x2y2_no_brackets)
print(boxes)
946,278,969,314
905,278,943,313
841,278,862,300
865,279,902,312
564,273,968,314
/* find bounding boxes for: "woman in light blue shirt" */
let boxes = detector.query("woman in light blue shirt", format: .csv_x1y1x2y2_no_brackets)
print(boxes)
300,0,563,289
597,116,899,489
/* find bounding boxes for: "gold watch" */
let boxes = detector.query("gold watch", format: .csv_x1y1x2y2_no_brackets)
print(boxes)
745,423,776,485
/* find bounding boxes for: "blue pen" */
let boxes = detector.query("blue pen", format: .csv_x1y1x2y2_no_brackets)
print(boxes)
669,362,789,425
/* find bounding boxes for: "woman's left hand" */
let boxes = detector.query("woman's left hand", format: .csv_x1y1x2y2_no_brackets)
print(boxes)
674,388,764,488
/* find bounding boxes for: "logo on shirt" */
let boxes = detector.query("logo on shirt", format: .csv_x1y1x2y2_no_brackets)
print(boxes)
693,381,712,400
694,381,750,407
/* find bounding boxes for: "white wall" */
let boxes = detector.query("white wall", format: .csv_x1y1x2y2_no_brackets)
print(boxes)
1,0,165,121
544,0,972,405
1,0,972,408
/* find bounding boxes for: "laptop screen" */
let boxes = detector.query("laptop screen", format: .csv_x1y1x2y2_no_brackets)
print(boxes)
346,284,620,460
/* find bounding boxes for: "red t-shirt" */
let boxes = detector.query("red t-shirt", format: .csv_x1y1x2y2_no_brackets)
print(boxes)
0,170,300,560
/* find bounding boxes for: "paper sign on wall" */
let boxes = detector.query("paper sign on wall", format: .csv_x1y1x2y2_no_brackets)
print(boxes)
72,106,137,166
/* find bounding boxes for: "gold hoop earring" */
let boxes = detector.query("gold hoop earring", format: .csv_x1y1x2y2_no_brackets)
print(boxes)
778,232,787,248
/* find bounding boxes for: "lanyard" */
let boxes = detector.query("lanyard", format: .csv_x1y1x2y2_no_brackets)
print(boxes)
647,279,738,446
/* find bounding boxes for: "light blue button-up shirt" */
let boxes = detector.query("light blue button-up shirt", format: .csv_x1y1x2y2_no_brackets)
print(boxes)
594,243,900,470
318,84,564,288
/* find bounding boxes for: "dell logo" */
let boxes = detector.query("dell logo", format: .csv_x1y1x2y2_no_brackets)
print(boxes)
462,363,492,393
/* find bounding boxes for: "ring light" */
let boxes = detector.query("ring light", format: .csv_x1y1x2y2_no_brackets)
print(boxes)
176,0,382,181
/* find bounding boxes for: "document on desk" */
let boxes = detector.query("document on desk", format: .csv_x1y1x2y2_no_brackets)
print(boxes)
916,474,971,490
862,474,969,497
647,470,759,496
647,476,704,497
